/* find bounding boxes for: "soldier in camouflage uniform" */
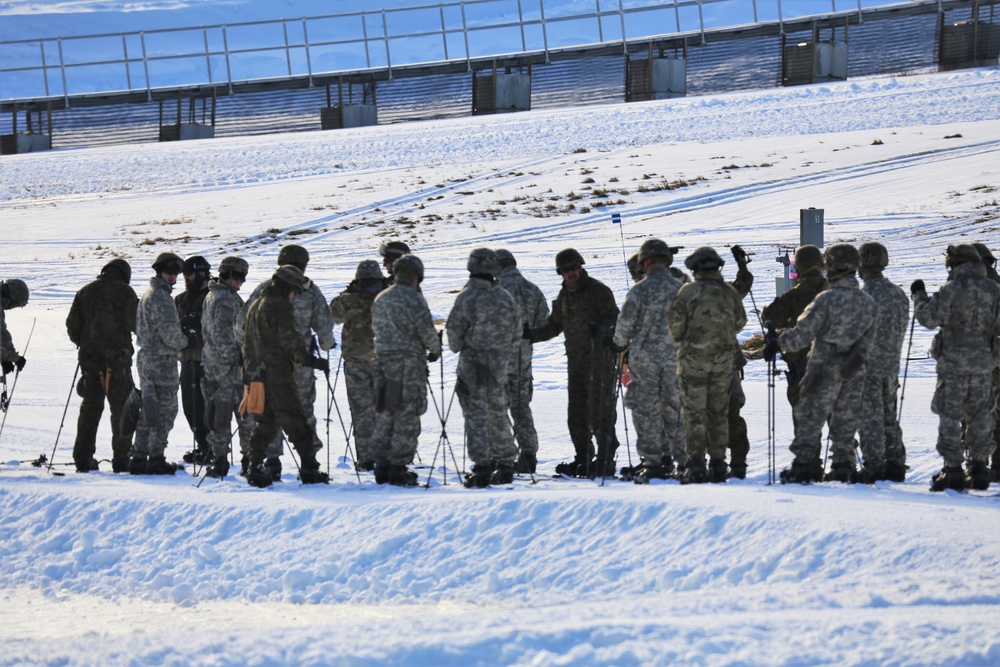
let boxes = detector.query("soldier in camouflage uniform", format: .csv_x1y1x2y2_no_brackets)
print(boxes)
912,244,1000,491
612,239,684,483
447,249,521,487
627,253,644,283
527,248,621,478
371,254,442,486
856,242,910,482
496,248,550,474
380,241,411,286
1,278,29,377
974,243,1000,481
239,244,335,480
175,255,212,464
668,247,747,484
200,256,251,478
66,259,138,473
725,245,755,479
243,265,329,488
131,253,193,475
771,244,875,484
330,259,385,471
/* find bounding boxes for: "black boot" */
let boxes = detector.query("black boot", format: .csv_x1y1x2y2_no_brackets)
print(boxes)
128,455,147,475
355,459,376,472
824,461,858,484
930,465,968,492
633,459,672,485
682,459,708,485
146,455,178,475
967,459,991,491
587,455,617,480
555,457,587,477
464,461,494,488
298,456,329,485
374,461,390,485
112,457,129,474
728,463,747,480
74,457,99,473
884,460,907,483
264,456,282,482
491,463,515,485
246,462,273,488
514,451,536,474
708,458,728,483
386,464,418,487
779,458,824,485
205,455,230,479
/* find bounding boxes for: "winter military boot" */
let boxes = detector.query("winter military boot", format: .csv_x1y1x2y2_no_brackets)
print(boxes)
708,458,729,484
728,463,747,480
298,456,329,485
884,460,907,483
264,456,282,482
779,458,825,485
464,462,494,488
239,455,250,477
246,462,274,488
514,451,537,474
633,460,672,485
491,463,515,485
111,456,129,474
355,459,376,473
146,455,178,475
374,461,391,485
929,465,968,492
555,457,588,477
205,455,230,479
74,457,99,473
824,461,858,484
386,464,418,487
128,455,147,476
859,461,885,484
967,459,992,491
587,455,617,480
681,459,709,485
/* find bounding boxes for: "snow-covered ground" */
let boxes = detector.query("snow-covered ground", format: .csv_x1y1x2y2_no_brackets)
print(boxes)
1,57,999,666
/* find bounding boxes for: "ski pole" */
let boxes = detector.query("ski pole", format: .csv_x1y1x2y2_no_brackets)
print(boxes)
0,317,36,443
47,362,81,474
898,312,917,420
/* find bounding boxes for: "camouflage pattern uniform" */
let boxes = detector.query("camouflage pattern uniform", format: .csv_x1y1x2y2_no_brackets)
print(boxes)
201,279,252,461
447,273,520,471
779,266,876,478
668,253,747,478
529,268,620,473
175,279,210,455
858,265,910,478
498,261,550,461
726,257,754,477
914,256,1000,478
133,276,189,459
242,278,335,455
0,279,28,369
613,263,684,470
371,279,442,467
330,274,383,467
977,244,1000,479
66,261,138,470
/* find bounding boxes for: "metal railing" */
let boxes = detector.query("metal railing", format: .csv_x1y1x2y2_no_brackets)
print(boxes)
0,0,944,105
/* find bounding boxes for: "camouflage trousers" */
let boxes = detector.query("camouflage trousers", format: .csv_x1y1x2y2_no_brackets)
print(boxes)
201,360,254,459
858,374,905,468
625,360,685,468
506,358,539,456
567,354,619,461
248,370,318,467
991,367,1000,471
728,370,749,470
73,363,134,464
790,365,864,466
457,373,517,467
343,357,376,465
931,371,995,467
133,351,179,458
678,366,733,463
372,353,428,467
263,365,323,456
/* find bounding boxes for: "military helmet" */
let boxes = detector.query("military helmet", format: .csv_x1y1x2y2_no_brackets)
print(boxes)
379,241,410,260
152,252,184,274
393,254,425,284
823,243,861,273
495,248,516,268
467,247,500,277
182,255,211,274
1,279,29,308
627,253,642,279
793,244,824,273
277,244,309,269
555,248,585,274
683,246,725,272
101,258,132,283
272,264,312,294
973,242,996,264
638,238,673,264
354,259,383,281
945,243,981,268
218,256,249,277
858,242,889,269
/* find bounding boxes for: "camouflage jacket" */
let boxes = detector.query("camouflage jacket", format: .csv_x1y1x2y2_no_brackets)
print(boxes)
242,283,309,382
330,281,382,362
613,265,682,368
668,270,747,375
446,277,520,388
762,268,826,371
372,282,442,359
860,271,910,377
498,265,550,369
66,272,138,371
242,278,335,354
914,262,1000,376
202,279,245,369
529,270,619,365
174,284,208,363
779,275,876,371
137,276,189,360
1,307,17,363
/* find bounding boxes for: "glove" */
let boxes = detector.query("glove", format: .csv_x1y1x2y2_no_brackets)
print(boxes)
1,360,13,375
180,313,200,330
600,326,616,348
184,331,199,350
14,356,25,372
731,245,749,267
762,321,780,362
522,323,532,341
427,351,440,363
910,279,925,296
308,356,330,373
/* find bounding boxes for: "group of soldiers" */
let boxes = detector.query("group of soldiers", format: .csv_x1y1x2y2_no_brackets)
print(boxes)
1,237,998,491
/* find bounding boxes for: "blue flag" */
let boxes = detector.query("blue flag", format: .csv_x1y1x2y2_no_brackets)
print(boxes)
611,213,621,225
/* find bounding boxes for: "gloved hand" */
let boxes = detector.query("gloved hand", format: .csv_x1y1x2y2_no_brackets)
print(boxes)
14,356,25,372
184,331,199,350
180,313,200,331
910,279,925,296
600,326,616,348
427,351,440,363
762,322,780,362
522,323,532,341
731,245,749,267
1,360,13,375
309,356,330,373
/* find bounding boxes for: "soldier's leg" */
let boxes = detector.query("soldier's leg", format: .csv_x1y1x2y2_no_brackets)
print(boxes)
566,368,594,462
457,379,490,467
488,382,517,467
72,370,106,466
931,374,966,469
991,367,1000,479
200,366,229,459
857,376,886,471
789,372,839,466
107,366,134,466
881,377,906,469
292,365,324,455
344,358,376,465
706,368,733,463
508,362,539,456
386,360,427,466
964,373,996,465
592,353,620,462
662,365,686,471
828,374,865,467
180,360,210,451
629,363,666,466
678,371,709,464
727,369,749,475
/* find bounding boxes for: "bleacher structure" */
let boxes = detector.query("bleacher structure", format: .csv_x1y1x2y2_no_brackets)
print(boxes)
0,0,997,153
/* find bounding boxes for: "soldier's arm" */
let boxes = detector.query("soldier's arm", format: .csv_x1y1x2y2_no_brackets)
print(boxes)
530,285,550,328
613,290,639,348
730,265,754,299
415,293,442,355
445,298,467,354
761,291,793,328
914,288,946,330
779,298,827,354
596,283,620,328
159,294,190,351
530,295,563,343
126,289,139,334
2,311,18,360
667,290,689,343
329,291,351,324
733,289,748,332
66,294,83,347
